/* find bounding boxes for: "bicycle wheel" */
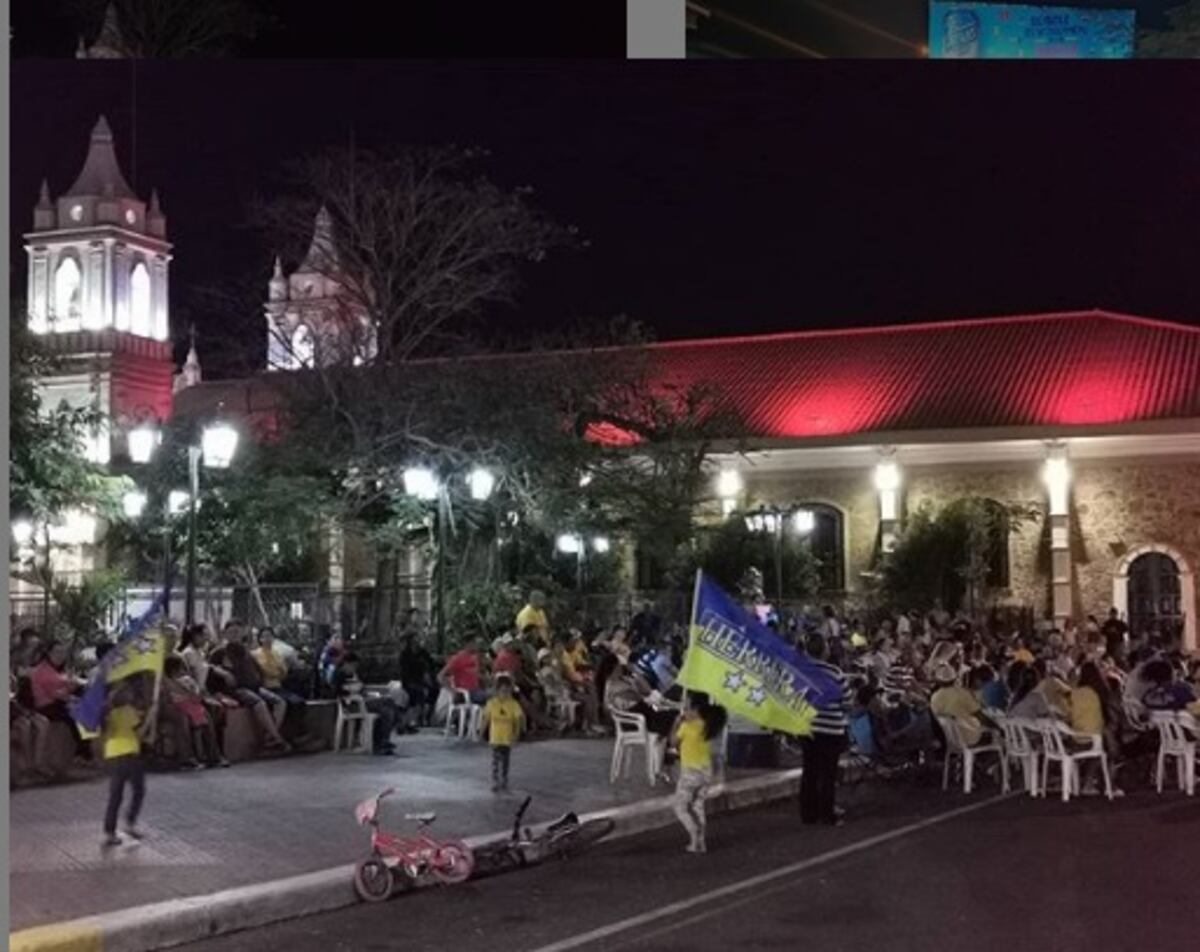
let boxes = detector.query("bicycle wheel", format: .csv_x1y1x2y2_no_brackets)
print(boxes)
472,841,522,876
353,857,395,902
432,841,475,884
549,817,616,859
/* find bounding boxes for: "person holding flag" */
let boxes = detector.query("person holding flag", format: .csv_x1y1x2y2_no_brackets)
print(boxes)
676,572,849,829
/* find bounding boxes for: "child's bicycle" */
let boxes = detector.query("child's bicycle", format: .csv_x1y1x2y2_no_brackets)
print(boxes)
474,796,616,875
352,788,475,902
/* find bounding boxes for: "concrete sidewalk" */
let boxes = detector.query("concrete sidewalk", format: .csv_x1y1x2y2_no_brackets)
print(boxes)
10,731,777,932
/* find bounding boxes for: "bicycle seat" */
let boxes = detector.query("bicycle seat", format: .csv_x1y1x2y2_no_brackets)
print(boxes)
404,812,436,824
546,812,578,833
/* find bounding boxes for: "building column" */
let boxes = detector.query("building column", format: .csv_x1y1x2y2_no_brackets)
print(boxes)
874,455,902,554
1043,445,1073,629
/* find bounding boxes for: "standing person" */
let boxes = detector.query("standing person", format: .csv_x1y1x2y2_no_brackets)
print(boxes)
399,629,437,728
515,591,550,647
671,692,727,854
1101,608,1129,662
101,673,152,847
798,634,850,827
629,602,661,653
480,674,525,793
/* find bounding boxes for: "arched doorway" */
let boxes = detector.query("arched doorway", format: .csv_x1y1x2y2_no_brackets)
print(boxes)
1113,545,1195,652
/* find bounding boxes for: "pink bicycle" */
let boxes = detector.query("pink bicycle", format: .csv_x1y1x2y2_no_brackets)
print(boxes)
353,788,475,901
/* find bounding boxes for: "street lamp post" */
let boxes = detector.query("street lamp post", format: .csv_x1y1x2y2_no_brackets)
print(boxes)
744,505,814,604
185,445,201,627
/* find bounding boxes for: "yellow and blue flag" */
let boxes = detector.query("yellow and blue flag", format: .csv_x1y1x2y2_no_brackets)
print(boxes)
677,572,843,737
72,592,168,734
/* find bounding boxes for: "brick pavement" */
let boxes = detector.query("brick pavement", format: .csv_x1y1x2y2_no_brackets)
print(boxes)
8,732,672,931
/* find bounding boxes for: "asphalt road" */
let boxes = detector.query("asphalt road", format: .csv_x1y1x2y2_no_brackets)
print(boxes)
183,782,1200,952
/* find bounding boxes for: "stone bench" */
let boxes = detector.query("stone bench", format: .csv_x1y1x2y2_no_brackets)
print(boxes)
221,699,339,763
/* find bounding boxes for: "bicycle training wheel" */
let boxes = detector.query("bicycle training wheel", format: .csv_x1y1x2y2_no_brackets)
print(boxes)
353,857,395,902
551,817,616,859
432,841,475,884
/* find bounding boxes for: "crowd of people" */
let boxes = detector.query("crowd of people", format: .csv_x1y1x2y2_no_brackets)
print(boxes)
785,602,1200,816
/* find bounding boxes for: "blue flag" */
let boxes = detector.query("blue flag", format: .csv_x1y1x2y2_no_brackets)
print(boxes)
677,573,844,735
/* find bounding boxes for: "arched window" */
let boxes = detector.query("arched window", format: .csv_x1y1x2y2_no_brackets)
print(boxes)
54,256,82,331
291,323,315,368
130,262,152,336
798,503,846,593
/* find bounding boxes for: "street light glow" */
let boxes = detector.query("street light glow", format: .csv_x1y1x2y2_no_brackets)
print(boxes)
716,468,742,499
12,521,34,546
1043,454,1071,516
202,423,239,469
593,536,610,554
127,425,160,464
556,533,582,554
793,509,815,535
168,490,190,515
403,467,440,501
122,490,148,519
468,467,496,501
874,460,901,492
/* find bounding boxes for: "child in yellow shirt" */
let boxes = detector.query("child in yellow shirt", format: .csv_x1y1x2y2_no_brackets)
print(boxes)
102,674,152,847
480,675,525,793
671,692,727,854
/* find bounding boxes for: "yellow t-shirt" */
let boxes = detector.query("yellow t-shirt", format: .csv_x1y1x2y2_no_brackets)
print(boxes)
515,605,549,642
104,705,142,760
930,685,984,746
253,647,288,689
484,696,524,747
677,718,712,771
1069,686,1104,735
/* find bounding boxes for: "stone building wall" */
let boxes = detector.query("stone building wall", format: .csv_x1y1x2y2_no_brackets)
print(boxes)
742,457,1200,631
1071,460,1200,620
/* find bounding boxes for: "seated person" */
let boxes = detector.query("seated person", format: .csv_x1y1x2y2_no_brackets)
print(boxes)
930,665,994,747
860,685,935,757
604,650,677,739
1141,659,1199,711
209,644,290,752
1007,663,1057,720
439,638,488,705
1032,659,1072,719
332,653,397,755
10,671,50,783
555,632,602,734
29,641,90,760
253,629,309,740
972,664,1008,712
398,629,438,728
163,656,228,767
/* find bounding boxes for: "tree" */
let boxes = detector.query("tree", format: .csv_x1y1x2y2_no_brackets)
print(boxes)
251,145,574,369
879,497,1037,615
9,311,130,539
688,517,822,605
69,0,266,57
1138,2,1200,57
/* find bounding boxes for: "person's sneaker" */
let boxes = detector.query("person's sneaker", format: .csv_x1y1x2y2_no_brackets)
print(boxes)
491,783,501,794
102,834,122,848
123,826,145,841
218,758,232,768
1110,787,1126,798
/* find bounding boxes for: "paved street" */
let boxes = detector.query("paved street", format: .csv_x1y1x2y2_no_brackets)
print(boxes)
9,732,673,931
182,786,1199,952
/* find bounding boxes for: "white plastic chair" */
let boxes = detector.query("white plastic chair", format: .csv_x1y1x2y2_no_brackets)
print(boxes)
937,715,1007,794
334,694,378,754
995,712,1041,797
1150,711,1196,796
547,695,579,730
1123,697,1152,732
610,711,662,785
1036,718,1114,801
444,688,482,740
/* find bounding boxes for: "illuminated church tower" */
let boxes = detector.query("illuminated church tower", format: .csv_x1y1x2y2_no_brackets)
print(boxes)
24,115,175,461
265,206,377,370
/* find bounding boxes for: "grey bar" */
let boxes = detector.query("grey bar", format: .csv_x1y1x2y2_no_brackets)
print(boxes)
628,0,686,58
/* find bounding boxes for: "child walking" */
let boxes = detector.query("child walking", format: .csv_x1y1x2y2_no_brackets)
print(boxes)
101,673,152,847
671,692,727,854
480,674,524,793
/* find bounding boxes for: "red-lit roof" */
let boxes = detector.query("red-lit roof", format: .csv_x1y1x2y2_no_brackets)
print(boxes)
174,310,1200,443
634,310,1200,440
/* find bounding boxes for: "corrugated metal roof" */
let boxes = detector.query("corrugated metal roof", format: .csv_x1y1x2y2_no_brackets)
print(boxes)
173,310,1200,442
638,310,1200,439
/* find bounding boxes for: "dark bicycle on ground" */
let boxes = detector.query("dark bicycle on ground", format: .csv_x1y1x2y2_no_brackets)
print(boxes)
473,796,616,875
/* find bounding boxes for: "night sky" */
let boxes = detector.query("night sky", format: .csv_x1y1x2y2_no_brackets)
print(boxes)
11,59,1200,376
11,0,627,58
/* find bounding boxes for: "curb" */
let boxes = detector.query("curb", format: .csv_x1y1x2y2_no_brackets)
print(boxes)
10,769,802,952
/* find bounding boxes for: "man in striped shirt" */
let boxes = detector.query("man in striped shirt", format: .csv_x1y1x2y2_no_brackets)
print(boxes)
799,633,852,826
